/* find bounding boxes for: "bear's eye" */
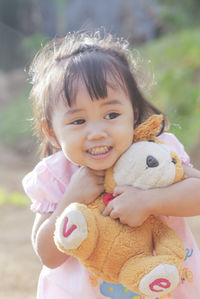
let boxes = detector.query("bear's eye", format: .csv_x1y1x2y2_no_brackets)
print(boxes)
146,155,159,168
172,158,176,164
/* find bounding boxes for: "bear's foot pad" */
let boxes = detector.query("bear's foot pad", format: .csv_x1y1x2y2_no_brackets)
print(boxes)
55,203,88,250
139,264,179,297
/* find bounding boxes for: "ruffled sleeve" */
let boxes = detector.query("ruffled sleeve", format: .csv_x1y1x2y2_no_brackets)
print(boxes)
22,151,79,213
159,132,192,166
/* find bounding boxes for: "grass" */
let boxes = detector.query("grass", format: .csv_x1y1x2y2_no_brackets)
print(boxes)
0,188,29,206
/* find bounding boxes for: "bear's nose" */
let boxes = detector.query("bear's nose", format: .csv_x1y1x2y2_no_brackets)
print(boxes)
146,155,159,168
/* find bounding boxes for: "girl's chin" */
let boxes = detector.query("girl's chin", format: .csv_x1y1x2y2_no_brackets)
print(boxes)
86,158,117,171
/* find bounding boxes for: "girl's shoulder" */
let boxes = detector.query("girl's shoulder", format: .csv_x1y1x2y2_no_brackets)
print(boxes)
41,151,78,185
22,151,79,213
158,132,191,166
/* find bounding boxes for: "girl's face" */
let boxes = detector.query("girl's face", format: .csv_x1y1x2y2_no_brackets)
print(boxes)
48,81,135,170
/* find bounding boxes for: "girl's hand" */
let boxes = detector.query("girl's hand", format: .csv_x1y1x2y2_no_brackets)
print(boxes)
64,166,105,205
102,185,151,227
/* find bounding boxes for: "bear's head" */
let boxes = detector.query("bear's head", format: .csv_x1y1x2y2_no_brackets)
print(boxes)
104,114,185,193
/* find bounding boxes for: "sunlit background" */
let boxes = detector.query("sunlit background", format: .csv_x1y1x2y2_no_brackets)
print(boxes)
0,1,200,298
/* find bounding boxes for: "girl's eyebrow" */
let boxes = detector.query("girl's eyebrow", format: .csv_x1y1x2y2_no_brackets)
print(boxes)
64,108,84,117
100,99,123,106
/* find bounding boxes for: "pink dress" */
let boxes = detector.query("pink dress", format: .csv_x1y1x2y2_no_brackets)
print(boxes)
22,133,200,299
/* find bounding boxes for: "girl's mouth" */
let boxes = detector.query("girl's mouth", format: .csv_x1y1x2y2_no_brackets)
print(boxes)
86,146,112,158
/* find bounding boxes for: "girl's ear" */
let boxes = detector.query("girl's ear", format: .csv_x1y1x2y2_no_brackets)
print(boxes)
42,121,60,149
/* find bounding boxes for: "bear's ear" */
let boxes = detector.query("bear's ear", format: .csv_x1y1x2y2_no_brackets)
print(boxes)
133,114,165,142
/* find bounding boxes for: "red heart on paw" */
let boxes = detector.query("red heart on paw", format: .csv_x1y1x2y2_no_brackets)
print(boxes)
62,216,77,238
102,193,115,206
149,278,171,292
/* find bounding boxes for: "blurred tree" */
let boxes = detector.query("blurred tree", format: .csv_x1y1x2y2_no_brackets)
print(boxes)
0,0,39,35
0,23,24,71
0,0,39,70
0,0,56,70
65,0,164,45
159,0,200,31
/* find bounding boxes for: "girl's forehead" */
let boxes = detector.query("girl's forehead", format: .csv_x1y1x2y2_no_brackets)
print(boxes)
62,75,128,106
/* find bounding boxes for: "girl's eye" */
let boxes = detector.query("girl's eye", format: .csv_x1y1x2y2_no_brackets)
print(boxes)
105,112,120,120
70,119,85,125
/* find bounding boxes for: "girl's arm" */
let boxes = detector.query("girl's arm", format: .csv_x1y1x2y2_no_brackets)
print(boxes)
151,165,200,217
103,166,200,227
32,199,75,269
32,167,105,269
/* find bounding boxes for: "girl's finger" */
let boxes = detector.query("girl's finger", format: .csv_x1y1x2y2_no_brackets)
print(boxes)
90,169,105,177
113,185,125,197
96,177,105,184
97,188,105,196
102,203,113,216
110,209,120,219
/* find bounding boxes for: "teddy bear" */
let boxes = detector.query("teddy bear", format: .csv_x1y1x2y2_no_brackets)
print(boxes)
54,114,186,297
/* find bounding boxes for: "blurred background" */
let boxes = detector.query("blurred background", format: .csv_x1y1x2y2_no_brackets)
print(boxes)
0,0,200,298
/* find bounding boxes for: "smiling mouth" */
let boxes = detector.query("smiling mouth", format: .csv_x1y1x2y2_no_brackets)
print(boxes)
87,146,112,156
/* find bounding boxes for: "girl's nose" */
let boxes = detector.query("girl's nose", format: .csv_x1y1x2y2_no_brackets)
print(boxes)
87,123,107,141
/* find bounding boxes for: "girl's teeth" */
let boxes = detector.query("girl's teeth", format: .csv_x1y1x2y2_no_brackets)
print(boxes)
88,146,109,155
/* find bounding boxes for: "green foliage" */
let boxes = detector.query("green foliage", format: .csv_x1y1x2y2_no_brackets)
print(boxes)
22,34,49,60
140,27,200,149
0,88,33,146
55,0,71,5
159,0,200,30
0,188,28,205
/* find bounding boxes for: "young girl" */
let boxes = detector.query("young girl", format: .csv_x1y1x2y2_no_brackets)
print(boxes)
23,30,200,299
